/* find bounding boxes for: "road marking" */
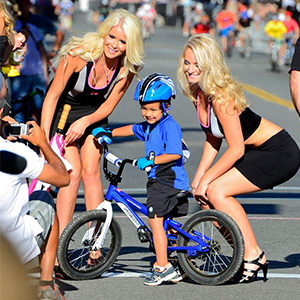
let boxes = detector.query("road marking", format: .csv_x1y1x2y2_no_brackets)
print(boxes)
274,186,300,190
78,186,300,194
241,83,294,109
101,272,300,279
268,273,300,279
102,271,151,278
29,270,300,280
248,216,300,220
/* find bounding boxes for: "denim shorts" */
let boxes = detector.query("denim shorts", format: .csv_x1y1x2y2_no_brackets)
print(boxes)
29,191,55,248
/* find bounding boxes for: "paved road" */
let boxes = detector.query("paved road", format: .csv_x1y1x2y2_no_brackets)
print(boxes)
53,11,300,300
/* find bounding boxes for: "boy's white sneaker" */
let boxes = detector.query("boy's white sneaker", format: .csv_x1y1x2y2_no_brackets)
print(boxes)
144,263,177,286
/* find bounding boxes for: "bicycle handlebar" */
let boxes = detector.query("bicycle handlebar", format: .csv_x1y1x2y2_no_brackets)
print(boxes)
95,135,153,185
104,152,124,167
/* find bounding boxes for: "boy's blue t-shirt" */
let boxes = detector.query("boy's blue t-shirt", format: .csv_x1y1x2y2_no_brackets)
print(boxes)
132,114,189,191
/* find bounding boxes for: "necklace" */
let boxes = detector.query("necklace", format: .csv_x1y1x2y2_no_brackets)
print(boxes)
100,56,116,82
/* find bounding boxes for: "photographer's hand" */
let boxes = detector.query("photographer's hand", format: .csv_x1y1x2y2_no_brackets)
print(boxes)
21,121,70,188
0,115,18,140
20,121,47,148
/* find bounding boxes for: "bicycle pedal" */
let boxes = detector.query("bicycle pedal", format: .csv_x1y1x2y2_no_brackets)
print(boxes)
137,226,152,243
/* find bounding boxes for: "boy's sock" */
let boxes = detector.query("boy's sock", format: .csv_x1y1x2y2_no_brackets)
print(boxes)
155,263,171,272
39,280,54,288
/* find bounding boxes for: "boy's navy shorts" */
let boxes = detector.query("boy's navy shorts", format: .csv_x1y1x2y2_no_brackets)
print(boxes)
146,178,189,218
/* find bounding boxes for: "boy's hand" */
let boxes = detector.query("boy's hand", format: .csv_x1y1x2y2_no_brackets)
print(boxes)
92,127,112,145
136,157,154,171
92,127,112,139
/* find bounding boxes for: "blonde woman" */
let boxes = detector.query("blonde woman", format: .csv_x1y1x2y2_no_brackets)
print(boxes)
0,0,15,65
0,1,26,99
177,34,300,283
41,8,144,259
0,1,24,98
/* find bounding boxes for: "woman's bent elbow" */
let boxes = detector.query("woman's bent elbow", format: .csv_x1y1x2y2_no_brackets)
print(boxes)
233,147,244,160
57,172,70,187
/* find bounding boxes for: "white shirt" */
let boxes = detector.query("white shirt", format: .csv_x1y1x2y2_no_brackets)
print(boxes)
0,137,45,263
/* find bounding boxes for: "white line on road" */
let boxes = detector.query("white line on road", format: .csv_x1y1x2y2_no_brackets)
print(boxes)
101,272,300,279
102,272,151,278
28,272,300,280
78,186,300,195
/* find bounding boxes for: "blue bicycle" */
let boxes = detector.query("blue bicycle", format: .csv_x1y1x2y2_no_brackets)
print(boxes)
57,138,244,285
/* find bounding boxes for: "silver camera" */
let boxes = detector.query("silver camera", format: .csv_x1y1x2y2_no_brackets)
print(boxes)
8,123,29,136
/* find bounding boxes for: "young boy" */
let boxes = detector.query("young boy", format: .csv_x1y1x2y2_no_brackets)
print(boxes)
93,73,190,286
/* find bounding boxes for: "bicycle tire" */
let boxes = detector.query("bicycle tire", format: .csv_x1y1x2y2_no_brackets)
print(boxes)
177,209,244,285
271,42,278,71
57,210,122,280
244,35,252,60
227,34,233,58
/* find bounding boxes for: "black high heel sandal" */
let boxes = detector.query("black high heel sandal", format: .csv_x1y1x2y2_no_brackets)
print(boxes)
239,251,269,283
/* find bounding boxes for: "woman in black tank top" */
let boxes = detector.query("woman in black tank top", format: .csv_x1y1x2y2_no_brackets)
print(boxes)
40,9,144,259
177,34,300,283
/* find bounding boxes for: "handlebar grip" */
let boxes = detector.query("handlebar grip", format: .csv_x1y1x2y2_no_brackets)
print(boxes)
104,152,122,167
133,152,155,172
97,135,112,145
133,159,137,167
145,151,155,172
57,104,71,132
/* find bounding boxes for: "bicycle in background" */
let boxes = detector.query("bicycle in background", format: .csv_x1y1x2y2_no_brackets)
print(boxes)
236,27,252,59
270,38,281,72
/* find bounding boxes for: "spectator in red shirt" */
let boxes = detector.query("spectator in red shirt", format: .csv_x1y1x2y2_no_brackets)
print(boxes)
191,13,215,36
216,2,238,56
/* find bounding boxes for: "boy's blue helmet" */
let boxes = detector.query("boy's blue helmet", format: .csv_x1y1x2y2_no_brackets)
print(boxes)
134,73,176,103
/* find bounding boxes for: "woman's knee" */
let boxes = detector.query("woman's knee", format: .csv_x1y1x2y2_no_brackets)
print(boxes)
206,182,227,206
69,166,82,184
81,164,100,181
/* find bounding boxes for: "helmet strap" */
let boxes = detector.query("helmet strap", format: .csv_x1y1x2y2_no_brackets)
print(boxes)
162,102,171,116
162,102,167,115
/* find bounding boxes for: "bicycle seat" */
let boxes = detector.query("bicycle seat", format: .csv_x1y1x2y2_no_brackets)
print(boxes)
176,190,190,199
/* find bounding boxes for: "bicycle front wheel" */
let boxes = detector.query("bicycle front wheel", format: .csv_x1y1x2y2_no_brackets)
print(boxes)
57,210,122,280
177,209,244,285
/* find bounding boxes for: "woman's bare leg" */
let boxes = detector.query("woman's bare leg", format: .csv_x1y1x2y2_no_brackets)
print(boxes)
206,168,265,262
80,135,104,211
56,143,82,237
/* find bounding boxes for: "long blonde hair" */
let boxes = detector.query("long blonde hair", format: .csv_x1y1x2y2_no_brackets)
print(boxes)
177,34,247,111
0,0,15,45
59,9,144,78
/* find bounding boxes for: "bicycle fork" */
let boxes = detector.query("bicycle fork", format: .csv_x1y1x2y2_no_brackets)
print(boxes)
81,200,113,250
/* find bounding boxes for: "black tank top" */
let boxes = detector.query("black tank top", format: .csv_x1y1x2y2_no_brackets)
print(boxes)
62,57,121,108
199,100,262,140
50,58,122,137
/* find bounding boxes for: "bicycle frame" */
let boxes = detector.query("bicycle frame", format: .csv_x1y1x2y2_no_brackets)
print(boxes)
91,142,211,255
57,138,245,284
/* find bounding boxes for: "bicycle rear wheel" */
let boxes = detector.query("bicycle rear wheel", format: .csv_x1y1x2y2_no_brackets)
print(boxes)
177,209,244,285
57,210,122,280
